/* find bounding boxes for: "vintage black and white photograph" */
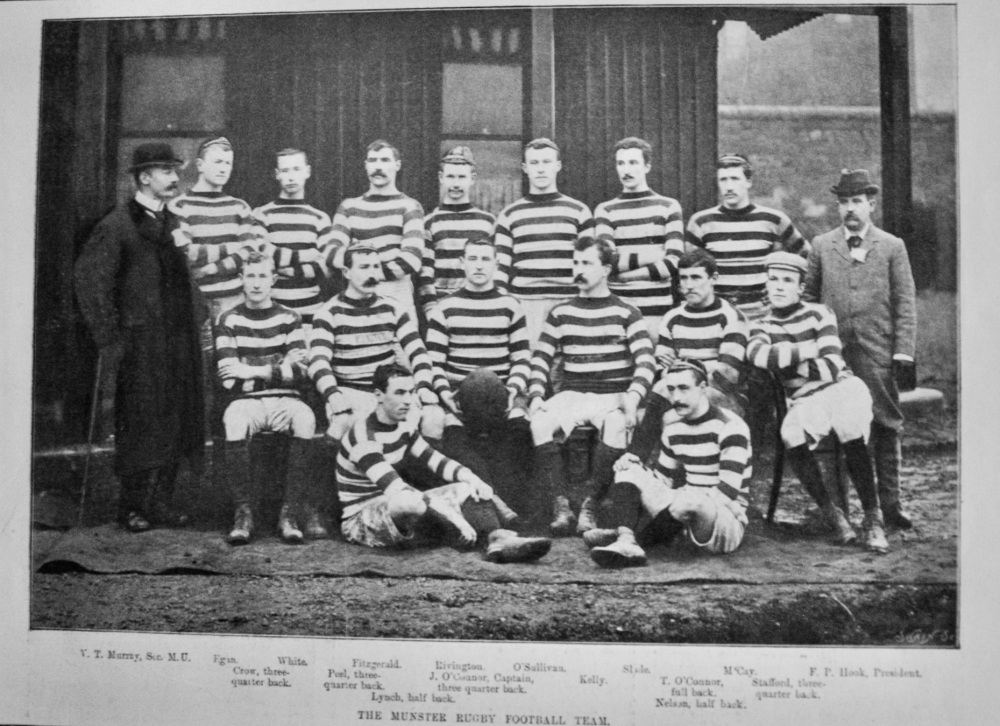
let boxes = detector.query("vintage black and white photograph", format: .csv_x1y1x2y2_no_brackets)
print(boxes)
26,2,959,651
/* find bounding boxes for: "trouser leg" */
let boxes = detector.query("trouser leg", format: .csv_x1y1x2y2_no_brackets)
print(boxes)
628,392,669,463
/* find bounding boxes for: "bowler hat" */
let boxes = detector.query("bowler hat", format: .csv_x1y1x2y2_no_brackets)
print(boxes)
129,142,184,172
830,168,879,197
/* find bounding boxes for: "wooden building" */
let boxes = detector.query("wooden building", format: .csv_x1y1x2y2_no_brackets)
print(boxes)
34,6,913,445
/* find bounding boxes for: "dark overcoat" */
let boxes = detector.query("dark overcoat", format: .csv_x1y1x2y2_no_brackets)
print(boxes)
74,200,206,475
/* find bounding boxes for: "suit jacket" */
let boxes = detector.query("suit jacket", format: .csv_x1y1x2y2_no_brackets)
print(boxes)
803,224,916,367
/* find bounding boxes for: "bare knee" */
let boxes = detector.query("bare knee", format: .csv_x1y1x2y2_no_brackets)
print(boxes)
387,488,427,522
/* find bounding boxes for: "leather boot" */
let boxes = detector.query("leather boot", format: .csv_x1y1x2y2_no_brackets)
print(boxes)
490,494,522,531
301,504,330,540
278,503,304,544
590,526,647,568
147,464,190,527
872,424,913,530
117,470,153,532
577,443,625,533
822,502,857,545
862,509,889,554
536,442,575,536
484,529,551,563
223,440,254,545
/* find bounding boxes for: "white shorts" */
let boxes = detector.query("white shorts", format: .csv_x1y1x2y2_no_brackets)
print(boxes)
616,464,746,554
223,396,316,440
341,494,411,548
781,376,873,450
531,390,625,444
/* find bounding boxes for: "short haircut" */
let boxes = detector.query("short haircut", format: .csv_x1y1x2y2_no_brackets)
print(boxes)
241,251,275,272
373,362,413,392
276,147,308,165
717,152,752,180
197,136,232,159
343,244,380,269
667,358,709,386
366,139,400,161
574,235,619,269
462,231,495,254
613,136,652,164
524,137,560,160
677,248,718,277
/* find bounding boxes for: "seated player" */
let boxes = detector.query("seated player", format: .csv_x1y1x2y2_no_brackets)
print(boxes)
586,359,752,567
215,252,326,545
309,244,441,442
528,236,655,536
629,248,749,461
747,251,888,553
337,363,551,563
425,234,534,494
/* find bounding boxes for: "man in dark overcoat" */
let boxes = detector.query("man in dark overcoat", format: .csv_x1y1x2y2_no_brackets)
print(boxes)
804,169,918,531
75,142,206,532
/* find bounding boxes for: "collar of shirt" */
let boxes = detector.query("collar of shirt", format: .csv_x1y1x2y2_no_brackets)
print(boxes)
134,190,165,213
843,224,870,261
842,223,870,243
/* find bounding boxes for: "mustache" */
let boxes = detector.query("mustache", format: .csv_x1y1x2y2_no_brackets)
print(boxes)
363,278,379,287
573,274,586,283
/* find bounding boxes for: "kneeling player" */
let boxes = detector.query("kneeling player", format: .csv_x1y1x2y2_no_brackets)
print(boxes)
337,363,551,563
586,359,752,567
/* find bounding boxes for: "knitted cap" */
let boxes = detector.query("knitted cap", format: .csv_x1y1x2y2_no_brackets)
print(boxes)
764,251,808,275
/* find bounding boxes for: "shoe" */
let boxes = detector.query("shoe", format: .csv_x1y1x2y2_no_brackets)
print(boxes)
590,527,647,568
227,504,253,545
302,506,329,540
882,503,913,531
490,494,522,531
484,529,552,563
122,511,151,533
549,495,577,537
148,502,190,528
582,528,618,549
278,504,304,544
822,503,857,545
576,496,598,534
862,510,890,554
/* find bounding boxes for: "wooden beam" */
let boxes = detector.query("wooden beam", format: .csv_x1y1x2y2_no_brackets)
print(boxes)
531,8,555,140
878,7,913,240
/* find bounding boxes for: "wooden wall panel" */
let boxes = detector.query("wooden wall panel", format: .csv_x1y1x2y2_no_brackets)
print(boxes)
554,8,719,217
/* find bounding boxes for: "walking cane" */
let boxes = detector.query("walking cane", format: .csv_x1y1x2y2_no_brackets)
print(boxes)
78,352,103,526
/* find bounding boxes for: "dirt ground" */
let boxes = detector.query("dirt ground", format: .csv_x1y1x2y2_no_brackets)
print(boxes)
31,412,958,645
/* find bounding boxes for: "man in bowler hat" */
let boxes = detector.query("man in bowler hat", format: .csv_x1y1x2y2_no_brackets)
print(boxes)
75,142,206,532
804,169,918,531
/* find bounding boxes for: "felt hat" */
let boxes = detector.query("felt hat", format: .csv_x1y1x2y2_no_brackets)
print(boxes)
129,142,184,172
830,168,879,196
764,251,808,275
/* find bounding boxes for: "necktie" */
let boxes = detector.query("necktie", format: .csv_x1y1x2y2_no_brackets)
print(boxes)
847,235,862,249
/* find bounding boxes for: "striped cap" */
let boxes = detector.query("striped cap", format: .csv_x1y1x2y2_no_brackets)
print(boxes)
442,145,476,166
198,136,233,156
764,251,808,275
667,358,709,384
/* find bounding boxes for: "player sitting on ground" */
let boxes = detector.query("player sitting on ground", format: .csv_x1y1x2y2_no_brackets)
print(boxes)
336,362,551,563
586,359,752,567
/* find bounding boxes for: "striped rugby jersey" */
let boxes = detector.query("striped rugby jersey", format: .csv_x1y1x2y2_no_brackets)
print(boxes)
168,191,261,300
308,293,434,399
419,203,495,309
337,413,471,520
215,302,307,398
747,301,848,400
494,192,594,299
529,295,655,399
327,193,425,282
252,199,335,320
425,288,531,394
656,297,748,381
594,190,684,317
656,404,752,509
685,204,807,310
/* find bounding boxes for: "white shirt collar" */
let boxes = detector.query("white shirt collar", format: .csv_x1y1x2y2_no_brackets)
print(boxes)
134,190,165,213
